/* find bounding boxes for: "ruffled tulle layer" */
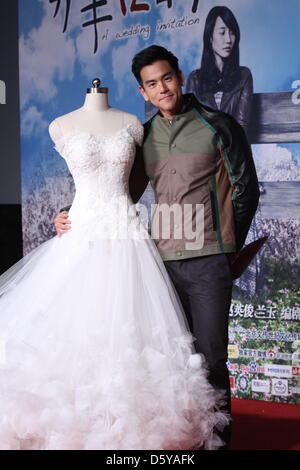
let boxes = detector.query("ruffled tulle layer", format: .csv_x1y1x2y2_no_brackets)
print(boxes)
0,233,229,450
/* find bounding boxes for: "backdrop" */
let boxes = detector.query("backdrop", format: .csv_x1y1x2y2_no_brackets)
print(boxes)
19,0,300,403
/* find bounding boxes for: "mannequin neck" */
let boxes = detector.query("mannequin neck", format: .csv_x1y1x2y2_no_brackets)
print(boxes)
83,92,110,112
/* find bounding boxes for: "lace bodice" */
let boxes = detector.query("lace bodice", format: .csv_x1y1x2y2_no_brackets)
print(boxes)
54,124,147,240
55,124,143,182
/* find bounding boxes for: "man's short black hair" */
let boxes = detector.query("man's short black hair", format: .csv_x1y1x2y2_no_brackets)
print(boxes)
131,45,180,86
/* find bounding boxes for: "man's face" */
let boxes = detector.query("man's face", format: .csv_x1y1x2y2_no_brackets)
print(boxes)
138,60,184,119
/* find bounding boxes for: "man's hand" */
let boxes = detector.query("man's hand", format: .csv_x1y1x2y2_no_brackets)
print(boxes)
54,211,71,237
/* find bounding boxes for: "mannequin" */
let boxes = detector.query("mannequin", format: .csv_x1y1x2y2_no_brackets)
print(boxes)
49,78,141,144
0,80,228,452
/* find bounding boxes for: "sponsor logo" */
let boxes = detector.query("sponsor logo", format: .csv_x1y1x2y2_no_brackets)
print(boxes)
266,349,276,359
248,361,257,373
239,348,265,358
237,375,249,393
292,367,300,376
292,353,300,363
226,360,239,373
264,364,292,378
230,326,300,342
240,364,265,374
238,348,294,361
251,379,270,394
228,344,239,359
230,376,235,389
272,379,289,396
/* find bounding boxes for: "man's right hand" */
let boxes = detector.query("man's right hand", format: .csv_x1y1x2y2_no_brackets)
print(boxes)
54,211,71,237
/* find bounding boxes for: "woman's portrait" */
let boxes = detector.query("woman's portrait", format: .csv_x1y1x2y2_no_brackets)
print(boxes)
186,6,253,134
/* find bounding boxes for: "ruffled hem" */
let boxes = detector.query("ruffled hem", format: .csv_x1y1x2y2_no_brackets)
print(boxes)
0,351,229,450
0,235,229,450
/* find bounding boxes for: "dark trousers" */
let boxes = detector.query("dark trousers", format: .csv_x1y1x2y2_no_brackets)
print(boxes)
164,253,233,448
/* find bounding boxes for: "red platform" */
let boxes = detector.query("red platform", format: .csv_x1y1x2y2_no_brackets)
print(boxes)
231,398,300,450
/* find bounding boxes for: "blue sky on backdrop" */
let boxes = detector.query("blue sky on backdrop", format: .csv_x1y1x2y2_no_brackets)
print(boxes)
19,0,300,190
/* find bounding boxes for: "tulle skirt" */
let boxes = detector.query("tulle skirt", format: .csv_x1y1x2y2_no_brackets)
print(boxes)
0,230,229,450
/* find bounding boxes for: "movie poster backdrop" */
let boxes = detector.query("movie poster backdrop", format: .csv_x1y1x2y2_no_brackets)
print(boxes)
19,0,300,403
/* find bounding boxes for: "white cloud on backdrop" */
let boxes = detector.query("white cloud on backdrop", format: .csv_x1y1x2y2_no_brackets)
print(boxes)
20,1,142,111
253,144,300,181
111,37,139,100
21,105,48,137
19,2,76,110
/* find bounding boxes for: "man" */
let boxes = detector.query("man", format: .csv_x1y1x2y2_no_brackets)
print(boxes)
55,45,260,448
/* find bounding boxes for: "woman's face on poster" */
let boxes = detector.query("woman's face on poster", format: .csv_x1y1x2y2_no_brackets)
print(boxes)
211,16,236,60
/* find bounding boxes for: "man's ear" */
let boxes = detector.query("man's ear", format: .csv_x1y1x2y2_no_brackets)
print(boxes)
138,85,149,102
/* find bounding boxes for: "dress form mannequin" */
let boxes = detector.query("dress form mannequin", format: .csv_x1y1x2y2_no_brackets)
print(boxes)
49,78,140,144
0,83,228,451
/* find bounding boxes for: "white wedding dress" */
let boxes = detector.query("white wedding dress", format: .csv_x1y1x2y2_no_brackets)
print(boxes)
0,124,228,450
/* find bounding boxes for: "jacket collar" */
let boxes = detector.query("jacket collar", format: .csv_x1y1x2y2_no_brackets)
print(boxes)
156,93,198,120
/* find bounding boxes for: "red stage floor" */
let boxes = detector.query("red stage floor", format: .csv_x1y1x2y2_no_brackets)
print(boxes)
231,398,300,450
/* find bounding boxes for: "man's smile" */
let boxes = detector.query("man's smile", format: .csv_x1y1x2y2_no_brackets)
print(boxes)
160,94,173,101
